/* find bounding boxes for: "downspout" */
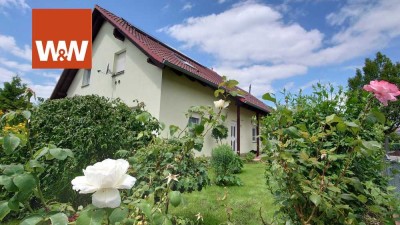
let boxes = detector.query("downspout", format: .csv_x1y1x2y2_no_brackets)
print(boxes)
256,113,260,157
237,102,241,155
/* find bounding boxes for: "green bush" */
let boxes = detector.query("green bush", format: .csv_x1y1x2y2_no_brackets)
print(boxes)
30,95,161,204
263,84,398,224
245,152,256,162
210,144,243,186
391,143,400,151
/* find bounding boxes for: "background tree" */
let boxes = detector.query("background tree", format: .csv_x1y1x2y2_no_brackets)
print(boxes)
0,75,30,111
348,52,400,134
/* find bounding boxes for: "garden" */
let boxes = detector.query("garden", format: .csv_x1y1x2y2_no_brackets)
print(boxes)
1,53,400,225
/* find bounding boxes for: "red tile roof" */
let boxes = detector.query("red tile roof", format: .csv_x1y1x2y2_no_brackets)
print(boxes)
51,5,271,113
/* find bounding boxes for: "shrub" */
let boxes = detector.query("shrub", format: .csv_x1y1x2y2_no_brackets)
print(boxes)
262,84,399,224
245,152,256,162
210,144,243,186
29,95,161,204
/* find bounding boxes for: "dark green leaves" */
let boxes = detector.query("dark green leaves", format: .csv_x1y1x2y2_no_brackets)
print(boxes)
109,208,129,224
48,148,73,160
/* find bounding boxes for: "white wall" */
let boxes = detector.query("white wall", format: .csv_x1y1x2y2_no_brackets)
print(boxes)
159,68,258,156
67,22,163,118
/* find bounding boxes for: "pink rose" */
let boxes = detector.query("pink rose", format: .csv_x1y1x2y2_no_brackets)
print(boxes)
363,80,400,106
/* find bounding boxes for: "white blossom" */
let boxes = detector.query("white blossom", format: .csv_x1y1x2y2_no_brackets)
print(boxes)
71,159,136,208
214,99,229,109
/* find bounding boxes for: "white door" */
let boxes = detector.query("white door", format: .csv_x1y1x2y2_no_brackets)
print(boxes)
230,122,237,152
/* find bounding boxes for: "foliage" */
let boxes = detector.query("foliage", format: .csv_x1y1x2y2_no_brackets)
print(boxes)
245,152,256,162
29,95,161,204
211,145,243,186
0,76,31,111
390,143,400,151
211,124,228,143
0,95,75,223
262,83,398,224
348,52,400,133
130,139,210,198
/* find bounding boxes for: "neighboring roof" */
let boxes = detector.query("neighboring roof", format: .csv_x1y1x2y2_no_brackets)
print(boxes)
51,5,272,114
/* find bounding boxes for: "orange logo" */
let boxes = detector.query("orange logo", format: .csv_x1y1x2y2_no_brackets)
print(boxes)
32,9,92,69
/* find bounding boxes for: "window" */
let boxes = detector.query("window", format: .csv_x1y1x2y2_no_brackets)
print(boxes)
252,126,257,142
82,69,91,86
114,51,126,75
188,117,200,126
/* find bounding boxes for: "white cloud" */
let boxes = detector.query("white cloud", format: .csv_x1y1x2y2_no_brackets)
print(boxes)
29,84,55,99
41,72,61,83
283,81,295,91
0,67,15,83
0,34,31,61
217,0,227,4
0,0,29,14
0,57,31,72
215,64,307,96
182,2,194,11
163,0,400,96
166,2,323,66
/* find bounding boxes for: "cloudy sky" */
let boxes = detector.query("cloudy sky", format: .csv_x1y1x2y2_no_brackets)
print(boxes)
0,0,400,101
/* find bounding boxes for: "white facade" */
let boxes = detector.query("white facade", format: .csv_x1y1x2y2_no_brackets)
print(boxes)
65,21,260,156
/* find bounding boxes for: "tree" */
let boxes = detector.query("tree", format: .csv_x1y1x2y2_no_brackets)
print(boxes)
0,75,30,111
348,52,400,133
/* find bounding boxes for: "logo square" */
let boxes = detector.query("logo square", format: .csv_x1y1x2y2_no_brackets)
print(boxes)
32,9,92,69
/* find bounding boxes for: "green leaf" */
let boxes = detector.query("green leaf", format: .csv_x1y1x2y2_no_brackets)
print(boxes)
109,208,128,225
362,141,381,151
49,213,69,225
0,201,10,221
26,160,45,173
369,109,385,124
20,215,43,225
0,175,17,191
135,112,151,123
326,114,342,123
33,147,49,160
262,93,276,104
76,209,105,225
344,121,358,128
169,191,182,207
193,124,204,135
136,202,152,219
49,148,73,160
3,164,24,175
225,80,239,88
310,194,321,206
2,134,20,155
169,125,179,136
214,89,225,97
22,110,31,120
13,173,36,192
357,195,368,204
327,186,341,193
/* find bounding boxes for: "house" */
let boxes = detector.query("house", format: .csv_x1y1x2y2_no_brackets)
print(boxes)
50,5,271,156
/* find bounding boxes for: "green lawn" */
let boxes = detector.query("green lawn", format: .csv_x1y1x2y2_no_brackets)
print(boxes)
170,163,277,225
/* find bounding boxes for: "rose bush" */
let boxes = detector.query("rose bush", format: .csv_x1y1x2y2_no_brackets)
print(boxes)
262,82,400,224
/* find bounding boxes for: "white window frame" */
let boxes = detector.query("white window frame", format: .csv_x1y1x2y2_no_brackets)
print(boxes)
188,116,200,126
82,69,91,87
114,50,126,75
252,126,257,143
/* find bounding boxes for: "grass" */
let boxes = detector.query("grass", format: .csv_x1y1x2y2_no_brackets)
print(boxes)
170,163,277,225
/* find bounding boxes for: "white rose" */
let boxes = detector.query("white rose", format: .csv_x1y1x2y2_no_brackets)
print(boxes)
71,159,136,208
214,99,229,109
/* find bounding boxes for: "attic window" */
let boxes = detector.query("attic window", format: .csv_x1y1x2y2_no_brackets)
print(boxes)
174,53,196,69
114,51,126,75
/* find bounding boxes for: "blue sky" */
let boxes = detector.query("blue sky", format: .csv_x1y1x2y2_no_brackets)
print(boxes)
0,0,399,102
